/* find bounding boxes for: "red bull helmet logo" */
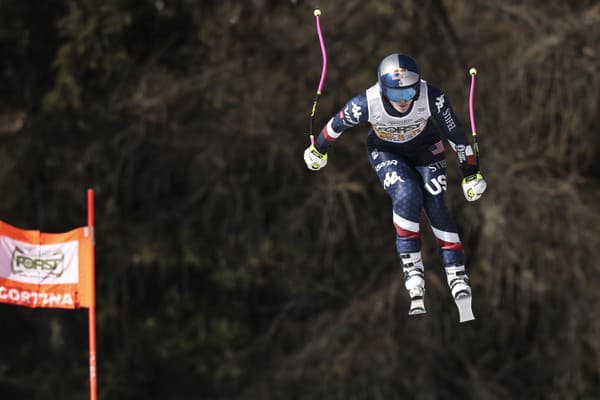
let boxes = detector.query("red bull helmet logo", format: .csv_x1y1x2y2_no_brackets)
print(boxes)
392,68,407,80
391,68,411,86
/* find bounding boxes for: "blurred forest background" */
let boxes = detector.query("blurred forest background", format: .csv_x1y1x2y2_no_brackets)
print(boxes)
1,0,599,399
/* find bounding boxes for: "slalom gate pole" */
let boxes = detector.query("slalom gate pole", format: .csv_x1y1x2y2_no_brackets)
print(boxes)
308,8,328,145
468,67,480,169
87,189,97,400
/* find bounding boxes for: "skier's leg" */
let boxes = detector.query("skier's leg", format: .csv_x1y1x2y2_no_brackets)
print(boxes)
369,149,426,314
416,156,475,322
415,148,472,300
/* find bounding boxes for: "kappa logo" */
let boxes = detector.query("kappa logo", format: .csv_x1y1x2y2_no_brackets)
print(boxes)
435,94,445,112
384,171,405,188
11,247,65,278
351,102,362,122
371,149,379,160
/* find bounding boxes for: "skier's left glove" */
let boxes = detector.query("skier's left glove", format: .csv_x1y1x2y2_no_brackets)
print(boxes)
462,172,487,202
303,142,328,171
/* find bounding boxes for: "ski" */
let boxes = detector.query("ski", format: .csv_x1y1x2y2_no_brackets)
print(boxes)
454,294,475,322
408,297,426,315
407,285,426,315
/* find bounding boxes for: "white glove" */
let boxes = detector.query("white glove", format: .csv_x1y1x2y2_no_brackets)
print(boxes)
303,143,328,171
462,172,487,202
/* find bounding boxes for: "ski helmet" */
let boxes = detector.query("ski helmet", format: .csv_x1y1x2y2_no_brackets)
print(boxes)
377,53,420,102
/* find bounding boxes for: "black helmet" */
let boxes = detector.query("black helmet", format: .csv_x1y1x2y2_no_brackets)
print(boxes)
377,53,421,101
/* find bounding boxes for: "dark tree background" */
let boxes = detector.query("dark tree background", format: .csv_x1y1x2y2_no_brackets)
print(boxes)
1,1,599,399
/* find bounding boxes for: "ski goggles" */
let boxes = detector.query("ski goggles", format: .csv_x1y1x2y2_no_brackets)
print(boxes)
384,86,417,102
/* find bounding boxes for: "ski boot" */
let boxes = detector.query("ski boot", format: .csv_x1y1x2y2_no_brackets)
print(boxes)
445,265,474,323
401,253,426,315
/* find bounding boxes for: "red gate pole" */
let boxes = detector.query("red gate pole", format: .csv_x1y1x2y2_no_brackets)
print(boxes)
87,189,97,400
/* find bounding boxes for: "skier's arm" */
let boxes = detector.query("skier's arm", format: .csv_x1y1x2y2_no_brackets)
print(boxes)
429,85,486,201
314,93,369,153
304,93,369,171
428,85,478,177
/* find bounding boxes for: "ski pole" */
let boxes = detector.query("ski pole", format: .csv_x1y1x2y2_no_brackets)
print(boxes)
308,8,327,146
468,67,480,169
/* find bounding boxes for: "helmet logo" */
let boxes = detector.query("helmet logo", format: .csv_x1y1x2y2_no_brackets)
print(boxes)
392,68,408,86
392,68,407,78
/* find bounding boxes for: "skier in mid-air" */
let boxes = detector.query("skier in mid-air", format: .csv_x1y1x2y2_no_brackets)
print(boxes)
303,53,487,321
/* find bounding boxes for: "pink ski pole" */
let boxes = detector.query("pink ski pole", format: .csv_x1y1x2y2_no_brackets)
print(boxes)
309,9,328,145
468,67,480,168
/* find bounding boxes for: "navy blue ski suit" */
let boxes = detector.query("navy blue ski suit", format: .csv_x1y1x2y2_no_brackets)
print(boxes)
313,80,478,268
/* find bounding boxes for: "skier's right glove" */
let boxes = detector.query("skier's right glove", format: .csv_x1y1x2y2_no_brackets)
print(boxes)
303,142,328,171
462,172,487,202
